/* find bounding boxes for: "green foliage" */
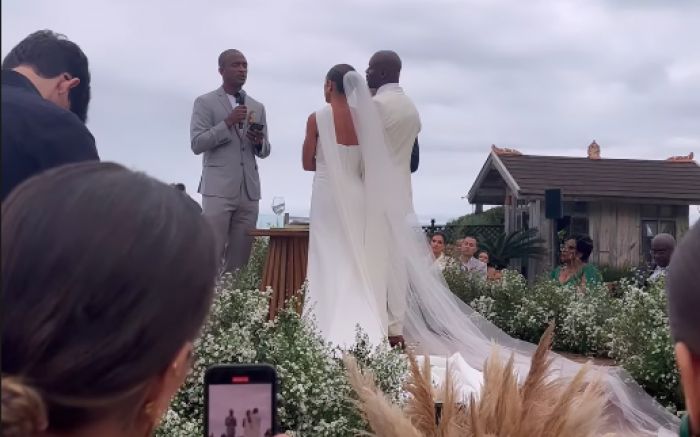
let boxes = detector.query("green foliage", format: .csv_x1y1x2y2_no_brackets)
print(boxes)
478,229,547,269
442,207,504,242
607,279,683,411
598,264,636,284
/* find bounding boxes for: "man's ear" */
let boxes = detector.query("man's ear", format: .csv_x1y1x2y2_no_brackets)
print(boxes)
675,342,700,430
57,76,80,96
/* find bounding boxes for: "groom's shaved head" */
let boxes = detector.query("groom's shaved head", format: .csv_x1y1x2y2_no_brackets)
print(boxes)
367,50,402,89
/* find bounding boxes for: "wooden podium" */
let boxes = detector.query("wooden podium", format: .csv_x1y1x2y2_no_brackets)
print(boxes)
249,228,309,318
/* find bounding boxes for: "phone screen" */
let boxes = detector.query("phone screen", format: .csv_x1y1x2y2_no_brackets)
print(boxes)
205,365,277,437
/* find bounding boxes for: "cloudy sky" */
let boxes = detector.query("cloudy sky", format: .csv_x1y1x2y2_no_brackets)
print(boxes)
3,0,699,224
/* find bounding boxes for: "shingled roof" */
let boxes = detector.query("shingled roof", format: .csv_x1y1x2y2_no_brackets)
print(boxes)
468,150,700,204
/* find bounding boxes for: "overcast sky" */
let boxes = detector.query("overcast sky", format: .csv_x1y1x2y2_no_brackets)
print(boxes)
2,0,698,224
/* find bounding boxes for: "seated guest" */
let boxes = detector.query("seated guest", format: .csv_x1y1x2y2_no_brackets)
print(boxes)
458,236,487,280
430,232,456,271
551,234,602,288
666,223,700,436
0,162,219,436
649,233,676,282
478,250,502,281
448,238,463,259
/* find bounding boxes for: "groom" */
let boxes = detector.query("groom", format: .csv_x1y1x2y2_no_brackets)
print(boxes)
366,50,422,347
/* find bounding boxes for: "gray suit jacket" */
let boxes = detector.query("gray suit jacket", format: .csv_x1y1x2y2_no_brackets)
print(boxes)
190,87,271,202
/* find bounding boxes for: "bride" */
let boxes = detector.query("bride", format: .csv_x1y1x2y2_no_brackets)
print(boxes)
302,65,678,436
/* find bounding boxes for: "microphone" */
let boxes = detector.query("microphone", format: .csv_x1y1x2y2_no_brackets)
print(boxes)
234,90,246,129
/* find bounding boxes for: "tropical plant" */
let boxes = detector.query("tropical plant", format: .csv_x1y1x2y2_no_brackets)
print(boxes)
478,228,546,269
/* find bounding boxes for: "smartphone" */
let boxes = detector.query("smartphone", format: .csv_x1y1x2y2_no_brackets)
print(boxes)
250,122,265,131
204,364,277,437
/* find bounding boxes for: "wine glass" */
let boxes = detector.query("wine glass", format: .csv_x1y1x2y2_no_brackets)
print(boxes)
271,196,285,228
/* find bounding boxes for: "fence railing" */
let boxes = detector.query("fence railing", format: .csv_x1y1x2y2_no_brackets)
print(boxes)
421,219,504,243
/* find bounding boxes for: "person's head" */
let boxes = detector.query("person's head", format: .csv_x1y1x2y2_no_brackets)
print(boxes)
218,49,247,90
666,224,700,432
366,50,401,90
460,236,479,259
561,235,594,264
478,251,489,265
2,29,91,122
573,234,594,263
253,408,259,415
1,162,218,437
229,409,234,417
430,232,446,258
172,183,186,192
324,64,355,103
651,233,676,268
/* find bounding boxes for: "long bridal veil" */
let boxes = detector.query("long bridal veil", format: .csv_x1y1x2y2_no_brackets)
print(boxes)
342,71,678,436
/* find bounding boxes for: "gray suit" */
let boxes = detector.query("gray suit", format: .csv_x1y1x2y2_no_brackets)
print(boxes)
190,87,271,271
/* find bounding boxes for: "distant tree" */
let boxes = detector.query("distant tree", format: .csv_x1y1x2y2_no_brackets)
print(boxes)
442,207,504,242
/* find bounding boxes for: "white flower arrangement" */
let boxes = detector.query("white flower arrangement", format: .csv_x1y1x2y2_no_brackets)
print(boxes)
157,240,407,436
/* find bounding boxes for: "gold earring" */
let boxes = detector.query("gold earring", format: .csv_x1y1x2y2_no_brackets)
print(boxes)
144,401,156,417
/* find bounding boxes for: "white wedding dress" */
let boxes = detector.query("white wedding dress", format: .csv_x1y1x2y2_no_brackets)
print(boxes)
305,104,387,348
304,72,678,436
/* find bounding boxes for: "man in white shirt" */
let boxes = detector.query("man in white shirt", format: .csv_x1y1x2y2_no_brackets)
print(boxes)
459,236,488,280
366,50,421,348
649,233,676,282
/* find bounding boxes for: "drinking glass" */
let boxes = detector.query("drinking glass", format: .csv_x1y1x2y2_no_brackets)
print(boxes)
271,196,285,228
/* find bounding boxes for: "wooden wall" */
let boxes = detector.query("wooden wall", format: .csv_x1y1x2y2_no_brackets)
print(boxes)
589,202,641,268
528,199,554,280
676,205,690,239
521,200,691,277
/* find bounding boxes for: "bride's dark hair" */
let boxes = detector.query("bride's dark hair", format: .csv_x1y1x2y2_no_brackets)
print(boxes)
326,64,355,95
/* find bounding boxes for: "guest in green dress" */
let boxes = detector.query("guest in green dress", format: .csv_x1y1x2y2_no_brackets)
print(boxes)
551,234,602,288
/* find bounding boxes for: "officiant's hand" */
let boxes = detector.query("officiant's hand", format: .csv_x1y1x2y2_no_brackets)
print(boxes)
225,105,248,128
246,126,264,145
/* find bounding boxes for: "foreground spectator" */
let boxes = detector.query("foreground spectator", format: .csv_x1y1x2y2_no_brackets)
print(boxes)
649,233,676,282
666,223,700,436
551,234,602,288
1,30,98,201
1,162,218,436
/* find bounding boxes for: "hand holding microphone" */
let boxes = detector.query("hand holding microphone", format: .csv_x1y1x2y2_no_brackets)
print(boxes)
224,91,247,128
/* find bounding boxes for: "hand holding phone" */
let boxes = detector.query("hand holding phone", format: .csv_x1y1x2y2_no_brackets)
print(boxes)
205,364,278,437
246,123,265,146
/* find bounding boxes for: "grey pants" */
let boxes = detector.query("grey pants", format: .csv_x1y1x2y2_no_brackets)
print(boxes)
202,193,259,273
